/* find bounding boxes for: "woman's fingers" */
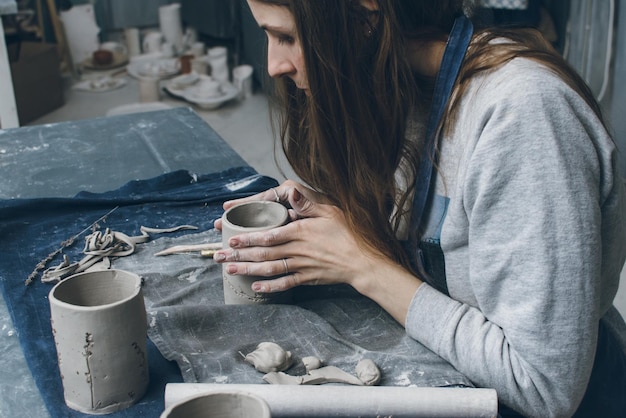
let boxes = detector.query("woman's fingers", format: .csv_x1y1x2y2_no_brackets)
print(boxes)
216,181,328,233
252,275,301,293
215,182,299,231
223,257,293,278
222,180,307,210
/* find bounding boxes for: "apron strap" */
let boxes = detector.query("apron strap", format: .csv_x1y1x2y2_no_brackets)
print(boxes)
406,15,474,283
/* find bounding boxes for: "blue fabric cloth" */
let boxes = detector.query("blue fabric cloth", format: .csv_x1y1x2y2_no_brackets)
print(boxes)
0,167,278,418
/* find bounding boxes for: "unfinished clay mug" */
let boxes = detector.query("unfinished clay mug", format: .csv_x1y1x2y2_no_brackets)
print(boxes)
160,391,271,418
221,201,291,304
49,269,149,414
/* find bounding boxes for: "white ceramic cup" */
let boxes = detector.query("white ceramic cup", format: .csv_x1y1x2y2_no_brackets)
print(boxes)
232,65,254,100
221,201,291,304
160,391,271,418
139,77,161,102
124,27,141,57
161,41,176,58
49,270,149,414
190,41,205,57
143,31,164,54
196,78,222,98
207,46,229,83
191,57,209,76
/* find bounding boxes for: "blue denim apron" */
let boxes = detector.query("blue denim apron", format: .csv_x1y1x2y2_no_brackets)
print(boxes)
402,15,626,417
402,15,473,295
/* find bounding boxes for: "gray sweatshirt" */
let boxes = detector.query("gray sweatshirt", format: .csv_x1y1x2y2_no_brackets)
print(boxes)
404,57,626,417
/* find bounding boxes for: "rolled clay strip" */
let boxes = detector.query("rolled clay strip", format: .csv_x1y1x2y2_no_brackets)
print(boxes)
245,342,293,373
154,242,222,256
165,383,499,417
41,224,198,282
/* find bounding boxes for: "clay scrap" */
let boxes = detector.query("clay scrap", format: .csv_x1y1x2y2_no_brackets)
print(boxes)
355,358,382,386
245,342,381,387
244,342,293,373
39,224,198,283
264,366,365,386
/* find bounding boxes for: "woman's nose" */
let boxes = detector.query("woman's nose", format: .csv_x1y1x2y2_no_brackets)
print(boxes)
267,49,295,78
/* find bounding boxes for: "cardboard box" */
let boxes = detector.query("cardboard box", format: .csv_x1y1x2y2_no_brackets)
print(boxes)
10,42,64,125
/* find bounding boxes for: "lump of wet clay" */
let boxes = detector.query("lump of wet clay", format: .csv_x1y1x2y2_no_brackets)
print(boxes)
245,342,293,373
355,358,381,386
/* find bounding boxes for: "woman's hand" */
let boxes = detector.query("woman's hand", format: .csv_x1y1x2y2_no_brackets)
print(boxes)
214,181,375,291
213,180,329,231
213,180,423,324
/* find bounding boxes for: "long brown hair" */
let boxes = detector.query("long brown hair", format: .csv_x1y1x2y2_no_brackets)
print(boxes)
251,0,604,272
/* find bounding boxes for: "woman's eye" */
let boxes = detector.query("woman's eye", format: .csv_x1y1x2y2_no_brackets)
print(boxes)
277,35,294,45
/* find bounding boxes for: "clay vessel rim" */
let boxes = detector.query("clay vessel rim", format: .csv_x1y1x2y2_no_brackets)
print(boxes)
161,390,271,417
49,269,142,310
222,201,288,232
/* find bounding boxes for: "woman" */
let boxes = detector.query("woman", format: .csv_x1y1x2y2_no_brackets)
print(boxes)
214,1,626,416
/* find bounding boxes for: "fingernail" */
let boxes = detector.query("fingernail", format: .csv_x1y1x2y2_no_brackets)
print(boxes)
214,252,226,262
252,283,265,292
227,264,237,274
229,238,240,248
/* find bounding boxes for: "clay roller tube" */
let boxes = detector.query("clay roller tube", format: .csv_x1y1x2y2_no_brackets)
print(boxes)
164,383,498,417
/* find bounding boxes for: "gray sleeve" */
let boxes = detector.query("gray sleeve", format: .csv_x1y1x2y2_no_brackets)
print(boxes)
404,61,625,417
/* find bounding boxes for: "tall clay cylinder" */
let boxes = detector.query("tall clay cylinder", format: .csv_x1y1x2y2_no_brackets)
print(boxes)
49,270,149,414
221,201,291,304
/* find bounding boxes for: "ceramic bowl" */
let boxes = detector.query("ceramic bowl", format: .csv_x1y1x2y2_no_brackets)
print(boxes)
183,81,239,110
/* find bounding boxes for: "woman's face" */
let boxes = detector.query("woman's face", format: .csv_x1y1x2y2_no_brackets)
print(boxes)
247,0,309,94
